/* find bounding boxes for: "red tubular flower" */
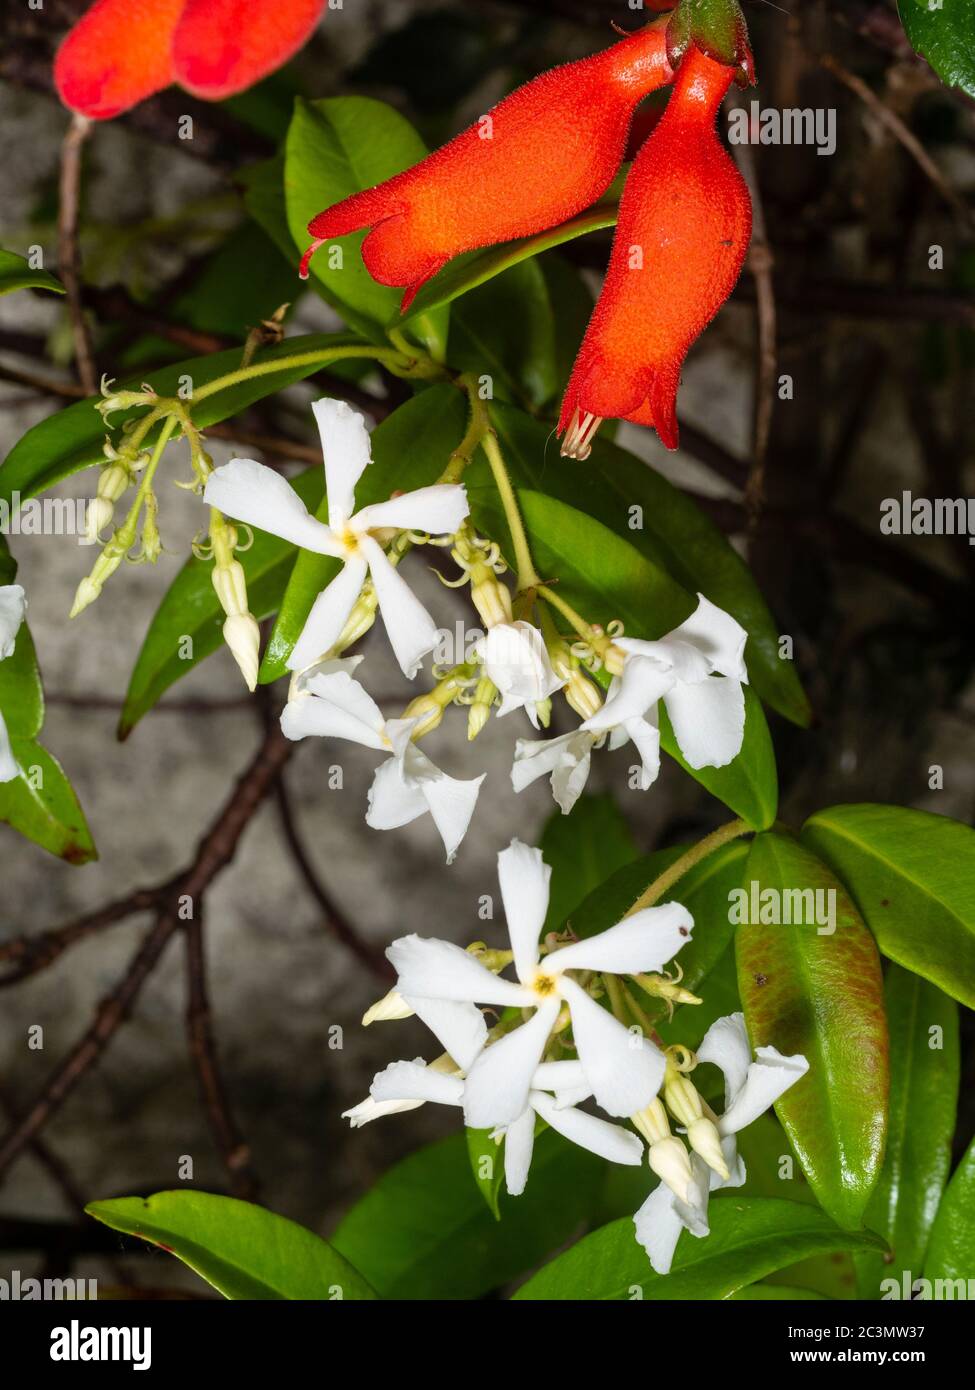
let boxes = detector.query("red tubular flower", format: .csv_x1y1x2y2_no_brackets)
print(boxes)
55,0,326,121
300,25,674,309
558,45,752,457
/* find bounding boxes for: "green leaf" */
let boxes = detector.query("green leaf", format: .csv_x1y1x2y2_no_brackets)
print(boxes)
0,332,366,510
400,202,618,325
469,486,779,830
802,803,975,1010
489,400,810,727
897,0,975,99
539,792,637,933
514,1197,885,1300
86,1191,376,1300
120,466,323,738
0,621,44,739
284,96,448,357
856,965,959,1298
465,1126,505,1221
924,1136,975,1285
332,1130,605,1299
259,384,469,682
0,249,64,297
730,1282,827,1300
0,741,96,864
736,831,889,1229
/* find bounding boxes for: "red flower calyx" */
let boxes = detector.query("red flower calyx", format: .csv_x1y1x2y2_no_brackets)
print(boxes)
558,44,753,458
55,0,326,121
299,23,675,309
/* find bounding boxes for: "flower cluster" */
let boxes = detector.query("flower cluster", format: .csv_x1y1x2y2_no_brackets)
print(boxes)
201,397,751,863
300,18,752,452
348,840,808,1274
0,585,27,784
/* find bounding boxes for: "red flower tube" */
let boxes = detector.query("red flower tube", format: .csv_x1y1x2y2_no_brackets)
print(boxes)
558,44,752,457
55,0,326,121
300,25,674,309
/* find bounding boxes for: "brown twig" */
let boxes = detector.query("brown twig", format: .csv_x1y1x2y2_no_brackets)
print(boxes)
0,725,291,1184
0,888,162,983
821,54,974,229
185,909,260,1201
57,112,97,395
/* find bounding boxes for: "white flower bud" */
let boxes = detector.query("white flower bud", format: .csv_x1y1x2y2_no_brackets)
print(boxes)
471,571,513,629
565,668,602,721
222,613,260,692
664,1071,704,1128
362,988,414,1026
631,1097,671,1146
84,497,115,544
69,575,102,618
212,558,249,618
647,1136,695,1202
687,1117,731,1180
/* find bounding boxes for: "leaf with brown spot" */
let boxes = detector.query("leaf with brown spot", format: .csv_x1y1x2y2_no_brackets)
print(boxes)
736,830,889,1230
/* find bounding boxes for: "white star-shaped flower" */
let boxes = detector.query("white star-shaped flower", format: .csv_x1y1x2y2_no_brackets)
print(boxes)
634,1011,808,1274
474,621,565,727
0,584,27,783
280,659,484,863
584,594,749,770
203,398,470,678
511,707,661,815
387,838,693,1128
347,999,641,1196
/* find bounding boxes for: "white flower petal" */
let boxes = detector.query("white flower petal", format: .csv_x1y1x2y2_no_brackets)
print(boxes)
530,1091,643,1166
560,977,666,1117
403,745,484,864
697,1011,753,1107
497,839,550,981
584,654,675,731
633,1183,685,1276
510,733,576,793
387,934,533,1008
359,536,438,679
290,653,363,697
0,584,26,659
531,1059,588,1093
407,997,487,1072
719,1047,809,1136
366,754,430,831
463,998,560,1129
280,671,388,749
502,1107,536,1196
622,717,661,790
204,459,342,555
312,398,372,525
370,1060,464,1107
287,554,370,671
547,902,693,976
0,710,19,783
352,484,469,537
342,1094,424,1128
663,674,745,770
616,634,712,685
673,1153,713,1235
480,622,564,714
668,594,749,681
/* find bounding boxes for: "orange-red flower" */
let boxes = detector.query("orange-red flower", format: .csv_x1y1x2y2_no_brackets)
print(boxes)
55,0,326,121
300,25,674,309
558,44,751,456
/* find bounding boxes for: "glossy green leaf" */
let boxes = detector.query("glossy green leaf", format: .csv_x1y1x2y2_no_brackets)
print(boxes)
86,1191,376,1300
736,831,889,1228
332,1130,605,1300
514,1197,885,1300
120,467,323,738
0,621,44,739
856,965,959,1298
259,384,469,682
924,1136,975,1285
284,96,447,357
0,249,64,297
400,202,618,325
488,400,810,727
465,1126,505,1221
897,0,975,99
802,803,975,1009
0,741,96,864
539,792,637,933
731,1282,827,1300
0,333,367,510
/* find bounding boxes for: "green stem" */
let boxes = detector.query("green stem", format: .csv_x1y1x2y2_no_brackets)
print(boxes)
481,430,539,591
626,818,751,916
536,584,594,642
192,345,416,405
441,376,492,484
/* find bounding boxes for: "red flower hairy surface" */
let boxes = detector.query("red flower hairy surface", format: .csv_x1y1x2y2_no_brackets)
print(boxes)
302,23,674,308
